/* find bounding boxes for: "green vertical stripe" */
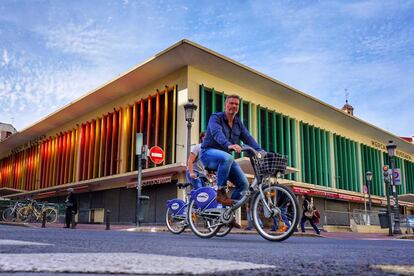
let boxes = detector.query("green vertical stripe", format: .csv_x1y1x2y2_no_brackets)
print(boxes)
334,134,338,188
277,114,284,155
265,109,270,151
248,103,252,132
316,128,323,186
300,122,305,182
221,91,225,110
291,119,297,181
326,132,332,187
322,130,328,187
311,126,317,184
285,116,291,180
211,88,216,113
201,85,206,132
305,124,311,183
272,112,277,152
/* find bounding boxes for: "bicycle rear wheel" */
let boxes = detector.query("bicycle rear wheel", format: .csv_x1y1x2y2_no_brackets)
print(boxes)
252,184,299,242
165,208,186,234
2,208,14,222
187,200,220,238
43,208,58,223
216,224,232,237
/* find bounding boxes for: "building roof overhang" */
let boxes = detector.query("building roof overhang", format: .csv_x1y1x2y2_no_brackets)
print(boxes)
1,39,413,156
3,163,187,199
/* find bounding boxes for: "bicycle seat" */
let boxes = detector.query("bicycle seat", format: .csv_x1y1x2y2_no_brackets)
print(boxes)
176,183,192,189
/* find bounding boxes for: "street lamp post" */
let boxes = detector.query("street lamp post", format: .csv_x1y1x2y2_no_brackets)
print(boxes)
386,141,402,235
365,171,373,225
184,99,198,160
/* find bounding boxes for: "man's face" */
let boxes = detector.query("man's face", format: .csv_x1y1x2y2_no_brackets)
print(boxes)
225,97,239,116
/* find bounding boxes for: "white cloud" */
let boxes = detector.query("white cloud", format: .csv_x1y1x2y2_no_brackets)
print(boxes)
0,49,115,130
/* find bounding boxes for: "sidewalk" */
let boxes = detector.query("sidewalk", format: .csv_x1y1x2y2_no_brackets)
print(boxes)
2,221,412,240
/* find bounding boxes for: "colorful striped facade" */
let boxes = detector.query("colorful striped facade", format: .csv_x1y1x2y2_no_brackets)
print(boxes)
0,87,177,192
1,40,413,223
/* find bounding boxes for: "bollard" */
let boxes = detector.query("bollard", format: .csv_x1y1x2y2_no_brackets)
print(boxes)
71,211,76,229
105,209,111,230
41,211,46,228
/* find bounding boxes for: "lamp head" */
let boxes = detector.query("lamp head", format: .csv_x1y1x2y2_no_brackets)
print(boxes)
366,171,373,181
386,140,396,157
184,99,197,122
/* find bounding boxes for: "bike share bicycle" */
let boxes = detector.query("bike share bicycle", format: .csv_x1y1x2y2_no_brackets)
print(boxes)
166,174,232,237
187,145,299,242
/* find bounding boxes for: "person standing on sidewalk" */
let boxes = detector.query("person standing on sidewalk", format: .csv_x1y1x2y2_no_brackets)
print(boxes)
186,132,206,190
64,188,78,228
300,194,320,235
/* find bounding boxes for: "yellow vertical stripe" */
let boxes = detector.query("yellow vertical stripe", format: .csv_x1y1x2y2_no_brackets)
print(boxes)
172,85,177,163
163,89,168,165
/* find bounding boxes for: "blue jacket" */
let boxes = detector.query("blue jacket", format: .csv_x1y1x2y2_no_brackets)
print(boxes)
201,112,262,152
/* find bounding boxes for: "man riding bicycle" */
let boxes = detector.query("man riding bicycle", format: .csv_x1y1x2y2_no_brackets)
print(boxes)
200,94,262,206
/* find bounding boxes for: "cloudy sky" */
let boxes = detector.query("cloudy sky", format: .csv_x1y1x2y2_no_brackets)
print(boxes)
0,0,413,136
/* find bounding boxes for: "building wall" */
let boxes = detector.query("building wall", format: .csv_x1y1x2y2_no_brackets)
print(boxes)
0,68,188,192
187,66,414,201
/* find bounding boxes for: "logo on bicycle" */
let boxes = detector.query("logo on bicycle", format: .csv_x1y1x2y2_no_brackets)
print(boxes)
196,192,209,203
171,203,180,210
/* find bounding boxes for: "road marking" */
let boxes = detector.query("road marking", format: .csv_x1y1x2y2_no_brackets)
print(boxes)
0,239,52,246
372,264,414,275
0,253,275,274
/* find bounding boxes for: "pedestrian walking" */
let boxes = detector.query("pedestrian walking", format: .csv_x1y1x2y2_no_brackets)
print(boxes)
64,188,78,228
300,195,320,235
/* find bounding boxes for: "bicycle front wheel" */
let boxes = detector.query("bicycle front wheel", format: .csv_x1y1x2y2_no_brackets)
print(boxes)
165,208,186,234
252,184,299,242
43,208,58,223
187,200,220,238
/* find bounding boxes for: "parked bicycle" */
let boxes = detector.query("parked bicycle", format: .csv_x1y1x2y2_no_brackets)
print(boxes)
17,199,58,223
2,201,26,222
166,174,232,237
187,145,299,242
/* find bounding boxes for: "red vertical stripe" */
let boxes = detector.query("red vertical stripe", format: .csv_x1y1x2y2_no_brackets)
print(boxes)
110,111,118,175
146,96,152,168
88,120,95,179
78,124,85,181
105,114,112,176
83,122,90,180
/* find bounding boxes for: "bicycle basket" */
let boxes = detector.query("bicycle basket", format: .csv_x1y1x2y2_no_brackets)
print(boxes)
251,152,288,177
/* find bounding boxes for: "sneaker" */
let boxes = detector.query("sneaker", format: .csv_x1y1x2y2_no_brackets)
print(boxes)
244,226,253,231
278,225,288,232
216,189,234,206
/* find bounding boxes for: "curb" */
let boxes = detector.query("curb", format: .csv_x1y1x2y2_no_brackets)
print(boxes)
398,235,414,240
123,226,324,237
0,221,34,228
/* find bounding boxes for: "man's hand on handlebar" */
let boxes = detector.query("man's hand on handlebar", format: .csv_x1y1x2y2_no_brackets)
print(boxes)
228,144,242,153
189,172,198,179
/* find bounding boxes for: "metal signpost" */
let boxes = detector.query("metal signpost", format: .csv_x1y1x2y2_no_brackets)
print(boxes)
387,141,402,235
136,133,144,228
383,166,393,236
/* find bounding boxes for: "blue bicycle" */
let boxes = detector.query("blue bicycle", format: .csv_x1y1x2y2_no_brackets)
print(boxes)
187,146,299,242
166,176,232,236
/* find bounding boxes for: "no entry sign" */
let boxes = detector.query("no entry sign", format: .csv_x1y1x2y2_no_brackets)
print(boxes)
149,146,165,164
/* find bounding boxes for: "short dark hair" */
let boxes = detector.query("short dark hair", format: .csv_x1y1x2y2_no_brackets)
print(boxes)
225,94,240,103
199,131,206,143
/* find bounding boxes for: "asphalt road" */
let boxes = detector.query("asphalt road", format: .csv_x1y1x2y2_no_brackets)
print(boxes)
0,224,413,275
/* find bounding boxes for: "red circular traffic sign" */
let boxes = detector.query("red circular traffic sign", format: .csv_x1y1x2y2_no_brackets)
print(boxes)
149,146,165,164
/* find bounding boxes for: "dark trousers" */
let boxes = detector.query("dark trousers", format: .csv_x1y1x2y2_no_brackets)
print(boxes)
65,208,75,228
300,215,320,234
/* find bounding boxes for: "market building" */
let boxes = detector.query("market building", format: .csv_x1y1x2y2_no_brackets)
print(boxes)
1,40,413,228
